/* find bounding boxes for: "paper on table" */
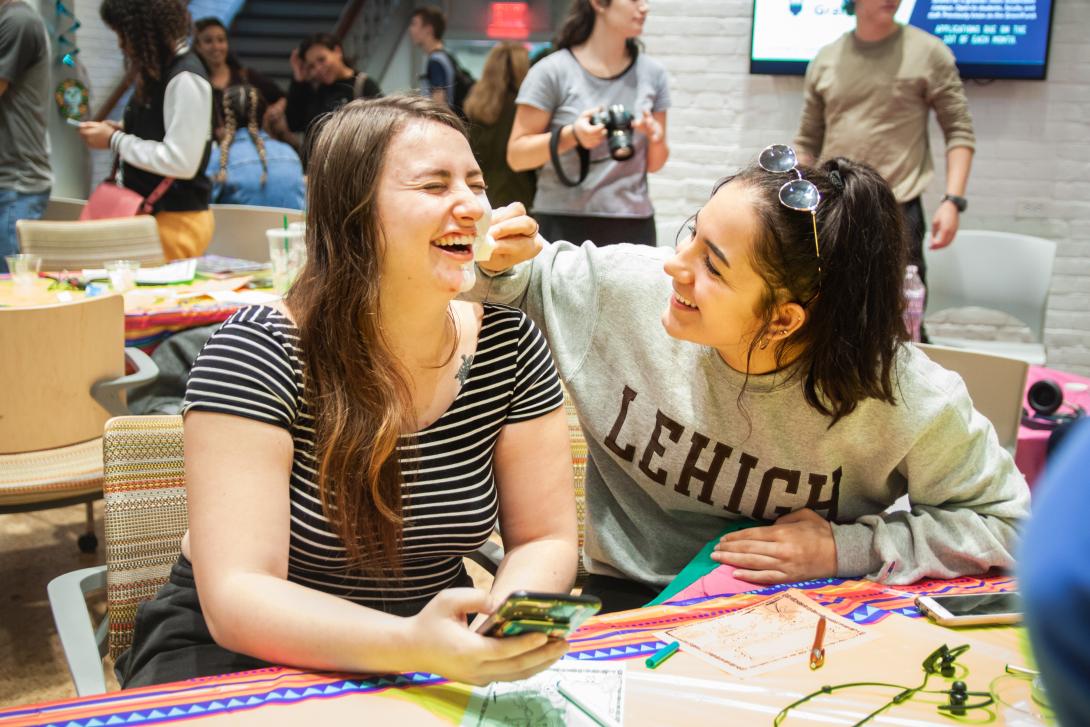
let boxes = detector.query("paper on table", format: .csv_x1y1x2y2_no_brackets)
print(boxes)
661,589,873,678
83,259,197,285
460,660,625,727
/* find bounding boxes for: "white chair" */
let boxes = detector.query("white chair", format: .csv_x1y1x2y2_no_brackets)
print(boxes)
923,230,1056,365
16,216,165,270
916,343,1028,453
207,204,304,262
41,196,87,221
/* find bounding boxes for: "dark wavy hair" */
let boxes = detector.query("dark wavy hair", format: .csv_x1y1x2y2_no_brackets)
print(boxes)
285,95,466,575
707,157,907,425
298,32,356,71
554,0,639,57
100,0,191,102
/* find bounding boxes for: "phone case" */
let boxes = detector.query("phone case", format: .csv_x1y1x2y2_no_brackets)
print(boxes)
479,591,601,638
915,596,1022,626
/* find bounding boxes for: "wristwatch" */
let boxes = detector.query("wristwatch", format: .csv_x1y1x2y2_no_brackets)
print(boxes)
941,194,968,212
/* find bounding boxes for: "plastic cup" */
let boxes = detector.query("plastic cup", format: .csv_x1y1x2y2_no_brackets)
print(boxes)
5,253,42,286
105,259,140,293
267,229,304,295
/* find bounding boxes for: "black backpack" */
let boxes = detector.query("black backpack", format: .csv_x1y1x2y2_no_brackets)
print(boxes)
435,49,475,118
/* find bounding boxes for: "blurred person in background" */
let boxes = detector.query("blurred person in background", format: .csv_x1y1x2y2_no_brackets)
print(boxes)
0,0,51,271
206,84,304,210
193,17,285,141
272,32,381,147
794,0,975,287
465,41,535,211
79,0,215,259
507,0,669,247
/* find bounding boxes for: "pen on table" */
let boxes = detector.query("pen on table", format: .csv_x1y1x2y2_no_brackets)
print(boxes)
556,682,622,727
809,616,826,670
645,640,680,669
878,560,897,583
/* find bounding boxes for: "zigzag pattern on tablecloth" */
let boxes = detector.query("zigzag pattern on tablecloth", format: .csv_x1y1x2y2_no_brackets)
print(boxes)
561,575,1017,662
6,672,445,727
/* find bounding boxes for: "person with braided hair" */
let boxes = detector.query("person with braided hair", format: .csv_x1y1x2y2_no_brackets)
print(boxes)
79,0,214,259
205,84,304,209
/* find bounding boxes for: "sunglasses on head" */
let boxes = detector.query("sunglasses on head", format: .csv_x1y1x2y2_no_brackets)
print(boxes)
758,144,822,275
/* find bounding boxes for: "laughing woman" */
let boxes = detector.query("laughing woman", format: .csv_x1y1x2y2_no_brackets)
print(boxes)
115,96,577,687
470,150,1029,612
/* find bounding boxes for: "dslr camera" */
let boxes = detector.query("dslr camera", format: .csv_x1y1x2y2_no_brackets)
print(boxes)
591,104,635,161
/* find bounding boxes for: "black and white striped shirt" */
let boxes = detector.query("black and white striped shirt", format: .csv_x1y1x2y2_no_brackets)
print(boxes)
182,304,563,616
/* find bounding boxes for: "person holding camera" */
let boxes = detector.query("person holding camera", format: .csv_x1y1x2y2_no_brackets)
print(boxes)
507,0,669,247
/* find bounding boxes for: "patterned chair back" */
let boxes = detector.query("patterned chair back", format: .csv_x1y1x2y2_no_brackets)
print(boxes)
563,388,590,582
102,415,188,659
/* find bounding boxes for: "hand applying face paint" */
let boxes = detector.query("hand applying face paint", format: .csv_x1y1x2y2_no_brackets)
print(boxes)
477,203,545,274
460,193,495,292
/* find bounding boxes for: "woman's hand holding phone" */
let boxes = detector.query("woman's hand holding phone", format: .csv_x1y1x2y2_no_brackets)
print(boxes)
407,588,568,686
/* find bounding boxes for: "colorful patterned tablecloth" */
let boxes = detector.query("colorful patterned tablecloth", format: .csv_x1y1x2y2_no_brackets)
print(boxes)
0,575,1015,727
0,276,273,351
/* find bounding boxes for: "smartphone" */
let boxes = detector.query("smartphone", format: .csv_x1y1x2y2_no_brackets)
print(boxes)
915,592,1022,626
477,591,601,638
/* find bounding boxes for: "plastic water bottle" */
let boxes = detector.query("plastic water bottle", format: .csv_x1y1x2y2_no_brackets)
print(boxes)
903,264,926,342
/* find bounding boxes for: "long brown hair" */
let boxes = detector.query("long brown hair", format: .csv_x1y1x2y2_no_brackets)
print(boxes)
464,42,529,126
100,0,191,102
285,95,466,574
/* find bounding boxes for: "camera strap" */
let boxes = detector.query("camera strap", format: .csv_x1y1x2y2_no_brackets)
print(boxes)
550,125,591,187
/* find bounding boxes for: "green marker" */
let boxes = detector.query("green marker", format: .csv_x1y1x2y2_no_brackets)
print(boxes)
645,640,680,669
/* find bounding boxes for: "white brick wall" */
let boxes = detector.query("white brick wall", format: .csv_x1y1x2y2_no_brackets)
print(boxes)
74,0,127,186
643,0,1090,375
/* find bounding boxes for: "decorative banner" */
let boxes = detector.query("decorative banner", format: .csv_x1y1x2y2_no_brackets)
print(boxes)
54,0,80,66
55,77,89,121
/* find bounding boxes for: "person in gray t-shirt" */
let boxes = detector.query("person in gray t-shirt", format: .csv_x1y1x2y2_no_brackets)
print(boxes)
508,0,669,247
0,0,52,270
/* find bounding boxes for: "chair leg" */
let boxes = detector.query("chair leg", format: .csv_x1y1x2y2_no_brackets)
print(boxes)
78,501,99,554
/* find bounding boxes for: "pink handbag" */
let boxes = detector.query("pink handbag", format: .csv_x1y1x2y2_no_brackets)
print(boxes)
80,174,174,221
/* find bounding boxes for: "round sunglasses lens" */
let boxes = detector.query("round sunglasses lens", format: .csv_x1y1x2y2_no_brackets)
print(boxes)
759,144,798,173
779,179,820,211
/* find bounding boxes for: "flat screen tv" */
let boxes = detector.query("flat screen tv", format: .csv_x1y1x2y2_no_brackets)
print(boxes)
750,0,1055,80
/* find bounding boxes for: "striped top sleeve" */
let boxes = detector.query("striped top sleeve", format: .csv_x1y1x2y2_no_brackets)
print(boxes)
182,307,300,429
508,310,565,422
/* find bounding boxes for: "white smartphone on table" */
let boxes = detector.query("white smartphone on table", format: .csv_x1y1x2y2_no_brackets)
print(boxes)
915,591,1022,626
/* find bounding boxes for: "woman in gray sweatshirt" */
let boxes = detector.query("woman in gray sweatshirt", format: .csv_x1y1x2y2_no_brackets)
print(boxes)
470,149,1030,612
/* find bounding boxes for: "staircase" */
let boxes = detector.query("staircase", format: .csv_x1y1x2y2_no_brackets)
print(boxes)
229,0,348,92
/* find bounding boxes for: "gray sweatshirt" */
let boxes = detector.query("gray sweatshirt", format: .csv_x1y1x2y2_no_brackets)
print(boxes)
467,241,1030,587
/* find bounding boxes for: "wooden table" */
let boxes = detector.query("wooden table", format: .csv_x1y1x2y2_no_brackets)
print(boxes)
0,576,1050,726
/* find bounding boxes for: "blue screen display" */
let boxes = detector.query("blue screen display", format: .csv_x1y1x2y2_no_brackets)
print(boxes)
750,0,1055,79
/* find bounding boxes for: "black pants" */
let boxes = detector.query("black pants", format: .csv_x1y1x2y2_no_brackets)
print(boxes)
900,197,927,286
535,212,657,248
115,554,272,689
901,196,930,342
582,574,662,614
116,554,473,688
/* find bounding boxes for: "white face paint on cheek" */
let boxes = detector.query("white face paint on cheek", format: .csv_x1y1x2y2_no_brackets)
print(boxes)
459,192,494,292
472,192,496,262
